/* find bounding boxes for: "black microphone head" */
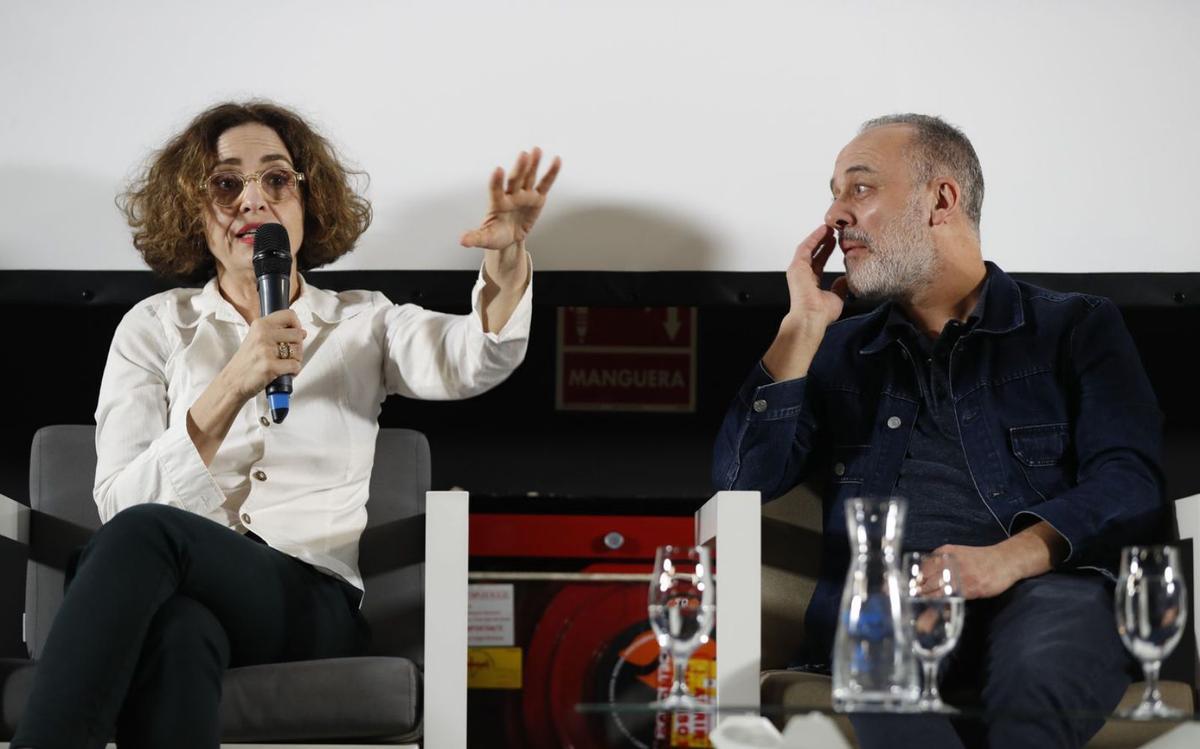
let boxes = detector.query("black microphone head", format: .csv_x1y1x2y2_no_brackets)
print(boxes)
252,224,292,278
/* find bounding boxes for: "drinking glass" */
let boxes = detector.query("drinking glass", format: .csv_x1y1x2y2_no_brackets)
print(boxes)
648,545,715,710
904,551,965,713
1115,545,1189,719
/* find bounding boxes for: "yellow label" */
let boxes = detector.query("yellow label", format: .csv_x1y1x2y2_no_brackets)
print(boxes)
670,657,716,747
467,647,522,690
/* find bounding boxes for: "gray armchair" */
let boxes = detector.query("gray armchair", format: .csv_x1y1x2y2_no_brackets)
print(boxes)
0,424,453,746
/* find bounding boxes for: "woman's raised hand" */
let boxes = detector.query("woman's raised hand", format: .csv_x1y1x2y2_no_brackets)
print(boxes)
459,147,562,251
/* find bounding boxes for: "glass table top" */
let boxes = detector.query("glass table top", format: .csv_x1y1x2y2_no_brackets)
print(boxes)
575,701,1200,724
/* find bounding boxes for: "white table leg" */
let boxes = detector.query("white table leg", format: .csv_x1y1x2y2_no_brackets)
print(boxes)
696,490,762,715
424,490,469,749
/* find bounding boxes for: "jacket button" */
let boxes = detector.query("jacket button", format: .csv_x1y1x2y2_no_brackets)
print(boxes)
833,462,846,476
241,512,251,525
752,399,768,413
887,416,902,429
259,416,270,427
253,470,267,482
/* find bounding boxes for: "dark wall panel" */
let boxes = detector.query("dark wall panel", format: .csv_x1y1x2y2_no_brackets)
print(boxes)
0,270,1197,659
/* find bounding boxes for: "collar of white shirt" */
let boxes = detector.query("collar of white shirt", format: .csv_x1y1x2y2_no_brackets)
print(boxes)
188,274,371,327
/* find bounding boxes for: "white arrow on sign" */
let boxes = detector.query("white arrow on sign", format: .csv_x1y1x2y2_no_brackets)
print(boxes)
663,307,682,341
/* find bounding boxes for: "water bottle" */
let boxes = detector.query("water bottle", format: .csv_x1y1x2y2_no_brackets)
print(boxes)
832,496,920,712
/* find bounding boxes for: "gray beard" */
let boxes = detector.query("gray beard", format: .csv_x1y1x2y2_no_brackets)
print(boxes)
843,198,939,304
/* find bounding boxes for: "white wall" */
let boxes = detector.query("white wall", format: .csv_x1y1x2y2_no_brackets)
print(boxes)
1,0,1196,273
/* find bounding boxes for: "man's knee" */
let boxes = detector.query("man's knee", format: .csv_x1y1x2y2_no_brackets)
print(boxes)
983,646,1069,704
982,646,1126,748
983,618,1130,712
981,575,1130,708
1010,573,1114,618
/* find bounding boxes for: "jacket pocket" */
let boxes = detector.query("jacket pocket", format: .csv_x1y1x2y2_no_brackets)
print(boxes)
1009,423,1070,467
1008,423,1074,502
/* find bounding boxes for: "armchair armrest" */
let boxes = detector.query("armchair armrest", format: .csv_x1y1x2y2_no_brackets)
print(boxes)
424,490,469,749
0,492,29,546
695,490,762,712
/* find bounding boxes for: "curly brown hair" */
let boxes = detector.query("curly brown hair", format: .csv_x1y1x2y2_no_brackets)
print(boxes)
119,101,372,282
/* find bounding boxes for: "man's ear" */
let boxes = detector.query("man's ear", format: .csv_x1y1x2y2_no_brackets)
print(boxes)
930,177,961,227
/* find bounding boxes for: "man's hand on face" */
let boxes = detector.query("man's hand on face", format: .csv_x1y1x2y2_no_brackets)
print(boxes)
931,543,1020,600
784,225,850,330
761,225,850,381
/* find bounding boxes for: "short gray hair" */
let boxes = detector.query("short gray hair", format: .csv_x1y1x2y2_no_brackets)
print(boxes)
860,114,984,233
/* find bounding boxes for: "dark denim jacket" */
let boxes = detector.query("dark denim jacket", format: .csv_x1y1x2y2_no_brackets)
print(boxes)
712,262,1166,662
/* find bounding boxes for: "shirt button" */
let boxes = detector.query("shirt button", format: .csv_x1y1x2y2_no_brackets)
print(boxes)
259,416,270,427
253,470,267,482
887,416,902,429
241,512,251,525
752,399,768,413
833,462,846,476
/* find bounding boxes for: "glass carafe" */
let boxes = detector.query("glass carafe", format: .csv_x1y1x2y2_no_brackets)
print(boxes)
832,496,919,712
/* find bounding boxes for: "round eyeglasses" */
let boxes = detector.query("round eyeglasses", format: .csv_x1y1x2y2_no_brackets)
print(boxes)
201,167,305,207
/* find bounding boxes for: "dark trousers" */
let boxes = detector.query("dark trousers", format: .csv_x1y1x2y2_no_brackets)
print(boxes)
850,572,1134,749
13,504,368,749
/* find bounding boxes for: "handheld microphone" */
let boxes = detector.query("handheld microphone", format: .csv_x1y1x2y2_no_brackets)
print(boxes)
252,224,293,424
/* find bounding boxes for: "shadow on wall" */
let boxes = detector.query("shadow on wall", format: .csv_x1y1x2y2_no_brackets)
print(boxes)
529,202,720,271
363,187,720,272
0,165,127,268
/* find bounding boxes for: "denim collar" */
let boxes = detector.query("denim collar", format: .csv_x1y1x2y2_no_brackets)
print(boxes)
858,261,1025,355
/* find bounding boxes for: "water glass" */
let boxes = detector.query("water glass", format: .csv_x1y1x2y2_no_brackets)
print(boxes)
904,551,965,713
648,545,715,709
1115,545,1189,719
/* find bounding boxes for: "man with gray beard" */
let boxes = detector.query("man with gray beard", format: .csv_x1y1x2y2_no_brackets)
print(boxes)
713,115,1166,747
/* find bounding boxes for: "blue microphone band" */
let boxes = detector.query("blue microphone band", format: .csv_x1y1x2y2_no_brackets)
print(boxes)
268,392,291,424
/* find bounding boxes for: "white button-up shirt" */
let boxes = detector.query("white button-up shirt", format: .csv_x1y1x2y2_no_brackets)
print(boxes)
93,270,531,593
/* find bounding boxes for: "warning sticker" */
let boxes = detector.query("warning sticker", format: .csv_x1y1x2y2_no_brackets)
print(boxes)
467,647,523,690
468,583,515,646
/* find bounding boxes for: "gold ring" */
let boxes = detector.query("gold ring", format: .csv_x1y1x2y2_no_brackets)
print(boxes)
276,342,292,360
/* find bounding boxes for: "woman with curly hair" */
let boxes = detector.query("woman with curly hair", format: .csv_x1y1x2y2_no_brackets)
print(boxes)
12,100,560,748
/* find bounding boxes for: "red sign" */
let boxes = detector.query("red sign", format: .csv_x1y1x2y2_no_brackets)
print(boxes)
556,307,696,412
560,306,694,347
